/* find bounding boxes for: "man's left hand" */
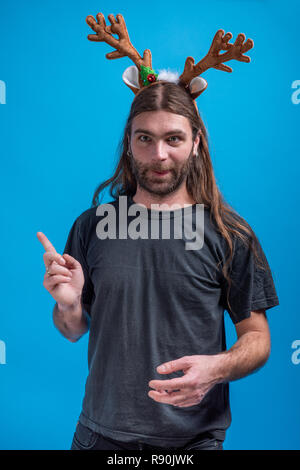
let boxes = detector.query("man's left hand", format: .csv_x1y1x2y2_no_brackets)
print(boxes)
148,354,224,408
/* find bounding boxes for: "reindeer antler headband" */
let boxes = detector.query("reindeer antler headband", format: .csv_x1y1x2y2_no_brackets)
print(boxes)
85,12,254,110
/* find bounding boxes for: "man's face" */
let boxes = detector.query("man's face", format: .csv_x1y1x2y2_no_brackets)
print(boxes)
129,110,199,196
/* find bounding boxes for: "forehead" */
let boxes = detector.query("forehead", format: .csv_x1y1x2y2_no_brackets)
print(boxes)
131,111,192,136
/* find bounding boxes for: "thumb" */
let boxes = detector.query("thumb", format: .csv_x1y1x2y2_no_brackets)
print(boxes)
157,356,190,374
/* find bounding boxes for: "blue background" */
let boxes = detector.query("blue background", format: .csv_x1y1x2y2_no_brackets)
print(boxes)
0,0,299,450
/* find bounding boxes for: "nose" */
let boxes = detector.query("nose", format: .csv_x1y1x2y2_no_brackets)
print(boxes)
151,141,168,161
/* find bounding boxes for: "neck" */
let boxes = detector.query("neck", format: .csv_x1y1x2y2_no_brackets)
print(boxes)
132,185,196,210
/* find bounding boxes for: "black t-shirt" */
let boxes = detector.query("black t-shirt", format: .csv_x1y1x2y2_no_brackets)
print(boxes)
62,195,279,447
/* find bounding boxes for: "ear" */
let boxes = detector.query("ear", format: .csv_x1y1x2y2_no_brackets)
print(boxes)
122,65,141,95
193,131,201,155
189,77,208,100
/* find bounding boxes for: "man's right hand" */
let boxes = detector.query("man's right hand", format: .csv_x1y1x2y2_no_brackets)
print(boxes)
37,231,85,308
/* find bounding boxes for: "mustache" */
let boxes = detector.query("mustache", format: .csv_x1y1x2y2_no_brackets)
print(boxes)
149,167,173,172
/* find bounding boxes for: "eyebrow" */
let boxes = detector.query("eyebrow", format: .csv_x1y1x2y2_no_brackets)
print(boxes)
133,128,187,137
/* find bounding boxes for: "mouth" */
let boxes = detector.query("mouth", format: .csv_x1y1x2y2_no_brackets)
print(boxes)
151,170,170,177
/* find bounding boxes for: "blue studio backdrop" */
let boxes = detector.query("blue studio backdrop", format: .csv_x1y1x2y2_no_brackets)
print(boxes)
0,0,299,450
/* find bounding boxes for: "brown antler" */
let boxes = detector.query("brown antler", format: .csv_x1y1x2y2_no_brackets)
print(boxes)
179,29,254,88
86,13,152,89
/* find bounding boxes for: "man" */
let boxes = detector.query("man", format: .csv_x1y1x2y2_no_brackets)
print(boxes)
37,81,279,451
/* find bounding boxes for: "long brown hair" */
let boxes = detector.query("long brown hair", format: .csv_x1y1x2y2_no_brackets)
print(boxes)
91,80,268,315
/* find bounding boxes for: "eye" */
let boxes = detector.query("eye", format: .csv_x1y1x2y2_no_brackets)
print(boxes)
138,135,182,143
138,135,150,142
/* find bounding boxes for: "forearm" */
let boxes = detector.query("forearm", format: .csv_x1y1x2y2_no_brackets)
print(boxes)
215,330,271,383
53,297,89,342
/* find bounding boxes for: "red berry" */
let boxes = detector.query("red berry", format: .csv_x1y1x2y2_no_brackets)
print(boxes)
147,74,156,83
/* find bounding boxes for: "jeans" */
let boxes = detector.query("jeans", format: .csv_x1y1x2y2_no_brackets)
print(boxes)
70,421,224,451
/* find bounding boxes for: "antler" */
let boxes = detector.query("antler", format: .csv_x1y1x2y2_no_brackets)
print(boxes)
179,29,254,88
86,13,152,89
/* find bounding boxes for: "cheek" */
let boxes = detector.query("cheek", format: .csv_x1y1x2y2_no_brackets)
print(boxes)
131,141,148,157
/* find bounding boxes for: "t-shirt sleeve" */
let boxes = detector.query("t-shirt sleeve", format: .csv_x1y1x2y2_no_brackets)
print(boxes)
220,233,279,324
62,216,95,317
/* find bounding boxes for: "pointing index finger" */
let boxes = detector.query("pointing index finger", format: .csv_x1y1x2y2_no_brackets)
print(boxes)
36,232,57,253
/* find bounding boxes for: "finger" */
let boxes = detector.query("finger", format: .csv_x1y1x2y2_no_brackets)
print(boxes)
148,390,175,404
149,389,199,407
61,253,81,269
175,401,197,408
37,232,57,253
156,356,191,375
163,390,187,402
147,390,170,398
149,377,189,391
174,391,206,407
44,274,72,286
148,390,193,405
45,264,73,277
43,252,66,268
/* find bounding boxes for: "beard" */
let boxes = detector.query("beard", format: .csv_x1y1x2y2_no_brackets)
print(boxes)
129,149,194,196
